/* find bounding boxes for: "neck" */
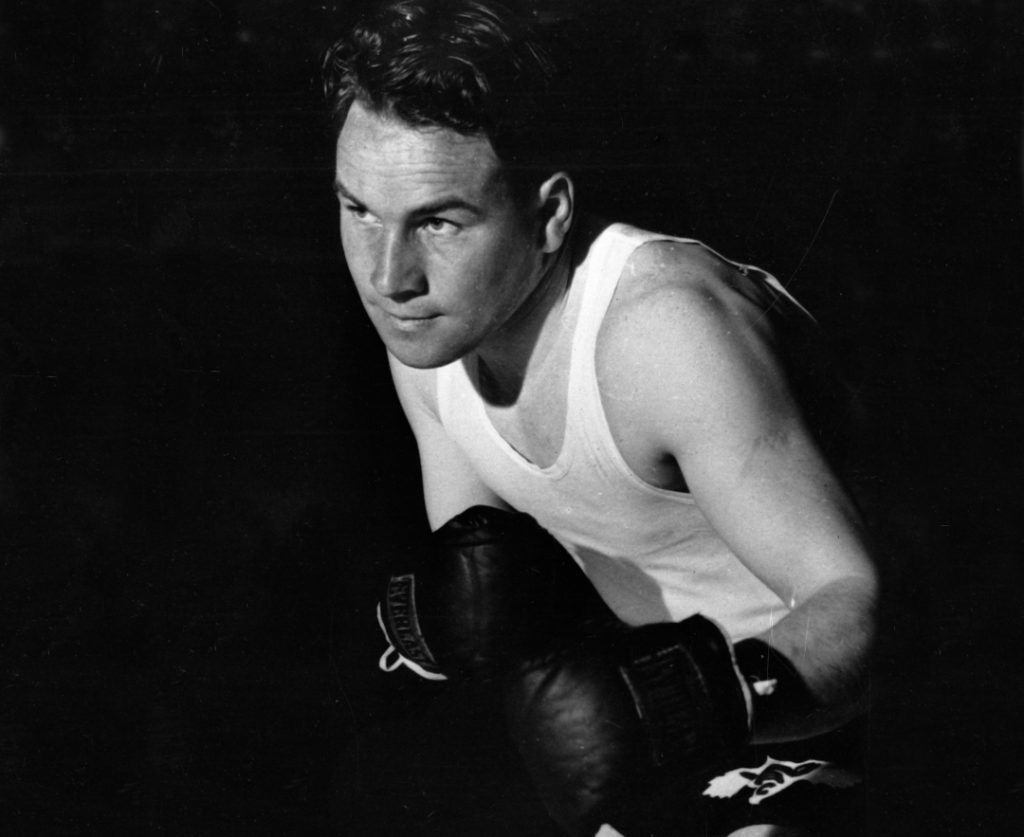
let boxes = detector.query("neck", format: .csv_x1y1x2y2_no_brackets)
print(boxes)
472,236,575,406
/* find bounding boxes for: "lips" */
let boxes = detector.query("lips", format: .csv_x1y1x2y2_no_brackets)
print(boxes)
380,310,439,332
362,296,441,334
388,312,436,321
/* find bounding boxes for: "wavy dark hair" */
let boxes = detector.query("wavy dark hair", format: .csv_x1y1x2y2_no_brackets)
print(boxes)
323,0,569,198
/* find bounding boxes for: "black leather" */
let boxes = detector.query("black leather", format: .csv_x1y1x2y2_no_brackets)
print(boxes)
380,505,611,680
504,614,751,836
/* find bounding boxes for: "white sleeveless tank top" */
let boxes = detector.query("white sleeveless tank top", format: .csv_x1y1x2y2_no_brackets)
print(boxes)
436,223,806,640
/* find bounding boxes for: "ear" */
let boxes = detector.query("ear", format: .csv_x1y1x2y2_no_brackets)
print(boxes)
536,172,574,254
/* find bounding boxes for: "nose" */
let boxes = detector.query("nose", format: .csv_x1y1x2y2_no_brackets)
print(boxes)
370,229,427,301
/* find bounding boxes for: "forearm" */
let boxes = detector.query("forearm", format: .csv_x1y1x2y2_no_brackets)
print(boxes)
747,575,877,743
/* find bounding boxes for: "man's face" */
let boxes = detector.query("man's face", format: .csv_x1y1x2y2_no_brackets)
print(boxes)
335,101,544,369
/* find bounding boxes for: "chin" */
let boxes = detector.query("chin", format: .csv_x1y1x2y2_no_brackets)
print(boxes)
369,310,481,369
381,334,468,370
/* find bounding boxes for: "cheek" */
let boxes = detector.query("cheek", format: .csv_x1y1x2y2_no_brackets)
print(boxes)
445,243,522,312
340,226,370,284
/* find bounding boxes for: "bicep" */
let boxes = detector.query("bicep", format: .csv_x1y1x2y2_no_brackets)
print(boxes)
618,285,877,606
683,403,875,605
388,354,508,530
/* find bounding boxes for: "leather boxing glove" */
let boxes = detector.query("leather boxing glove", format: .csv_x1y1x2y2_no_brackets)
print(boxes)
377,505,612,681
504,613,813,836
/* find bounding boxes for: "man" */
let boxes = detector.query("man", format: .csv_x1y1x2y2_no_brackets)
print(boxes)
325,2,878,834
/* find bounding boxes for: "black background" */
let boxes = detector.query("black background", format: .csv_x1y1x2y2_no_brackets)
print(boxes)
2,1,1023,834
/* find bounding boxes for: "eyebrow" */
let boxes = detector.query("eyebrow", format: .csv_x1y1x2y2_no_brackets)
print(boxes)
332,179,485,219
332,180,358,201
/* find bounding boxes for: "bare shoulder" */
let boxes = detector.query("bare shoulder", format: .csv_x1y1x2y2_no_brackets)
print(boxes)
599,239,780,386
596,239,793,468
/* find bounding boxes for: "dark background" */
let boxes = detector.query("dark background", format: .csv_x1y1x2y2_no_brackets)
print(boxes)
1,1,1022,834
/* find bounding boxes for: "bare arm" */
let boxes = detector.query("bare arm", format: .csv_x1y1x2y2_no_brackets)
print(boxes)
388,352,509,530
600,243,878,742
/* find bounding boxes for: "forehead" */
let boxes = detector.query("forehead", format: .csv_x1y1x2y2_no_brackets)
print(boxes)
335,101,506,208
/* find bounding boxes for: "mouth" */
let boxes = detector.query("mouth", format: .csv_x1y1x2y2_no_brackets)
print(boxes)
382,311,439,332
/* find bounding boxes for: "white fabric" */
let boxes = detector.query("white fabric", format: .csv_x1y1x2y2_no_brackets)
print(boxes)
436,223,807,640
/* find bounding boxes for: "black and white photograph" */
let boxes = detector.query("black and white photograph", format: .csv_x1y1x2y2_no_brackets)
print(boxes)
2,1,1022,834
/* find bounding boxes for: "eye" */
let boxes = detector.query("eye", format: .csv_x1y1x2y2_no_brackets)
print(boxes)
343,203,371,221
422,217,459,234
